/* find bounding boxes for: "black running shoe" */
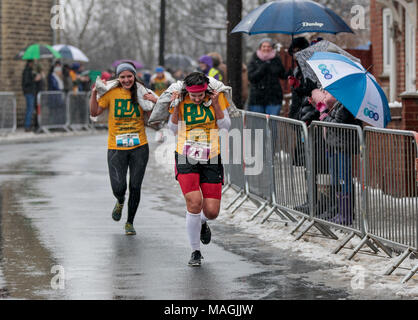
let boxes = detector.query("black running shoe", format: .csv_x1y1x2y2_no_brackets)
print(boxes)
188,250,203,267
200,222,211,245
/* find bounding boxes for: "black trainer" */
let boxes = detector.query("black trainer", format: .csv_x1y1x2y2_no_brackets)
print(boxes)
112,201,124,221
200,222,211,245
188,250,203,267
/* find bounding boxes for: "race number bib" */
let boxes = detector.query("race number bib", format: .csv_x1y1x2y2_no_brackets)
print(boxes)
116,133,140,148
182,140,211,161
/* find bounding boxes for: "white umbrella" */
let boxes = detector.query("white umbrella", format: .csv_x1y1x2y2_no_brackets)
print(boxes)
52,44,89,62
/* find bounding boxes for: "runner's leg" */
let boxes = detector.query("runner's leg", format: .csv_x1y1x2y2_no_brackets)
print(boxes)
127,144,149,224
107,149,129,204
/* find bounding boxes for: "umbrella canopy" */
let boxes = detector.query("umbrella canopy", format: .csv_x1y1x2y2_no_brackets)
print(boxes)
231,0,353,35
306,52,391,128
164,53,197,72
294,40,361,84
112,59,143,69
52,44,89,62
16,44,62,60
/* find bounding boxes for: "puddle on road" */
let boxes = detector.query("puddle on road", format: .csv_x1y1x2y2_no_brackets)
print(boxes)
0,163,62,299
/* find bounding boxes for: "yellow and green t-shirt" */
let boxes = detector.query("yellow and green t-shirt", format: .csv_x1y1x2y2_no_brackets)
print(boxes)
169,92,229,160
98,87,148,150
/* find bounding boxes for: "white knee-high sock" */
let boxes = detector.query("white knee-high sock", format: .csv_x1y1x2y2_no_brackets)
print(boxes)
200,210,209,224
186,211,201,251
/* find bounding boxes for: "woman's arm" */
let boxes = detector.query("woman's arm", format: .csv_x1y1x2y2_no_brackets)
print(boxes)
90,87,104,117
211,91,230,130
167,91,180,134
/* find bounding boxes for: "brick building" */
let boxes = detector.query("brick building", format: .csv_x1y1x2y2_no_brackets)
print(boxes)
0,0,55,127
370,0,417,131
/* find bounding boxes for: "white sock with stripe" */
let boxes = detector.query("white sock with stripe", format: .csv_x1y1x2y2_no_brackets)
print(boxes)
186,211,201,252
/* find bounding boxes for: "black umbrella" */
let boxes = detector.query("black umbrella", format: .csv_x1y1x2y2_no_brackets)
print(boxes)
164,54,197,72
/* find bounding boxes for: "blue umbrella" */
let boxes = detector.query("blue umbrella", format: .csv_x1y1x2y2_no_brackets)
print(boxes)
231,0,353,35
306,52,391,128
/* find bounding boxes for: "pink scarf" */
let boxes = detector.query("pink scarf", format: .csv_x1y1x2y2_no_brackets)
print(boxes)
256,49,277,61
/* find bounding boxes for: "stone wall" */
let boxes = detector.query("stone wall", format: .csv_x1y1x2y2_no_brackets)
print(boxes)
0,0,54,127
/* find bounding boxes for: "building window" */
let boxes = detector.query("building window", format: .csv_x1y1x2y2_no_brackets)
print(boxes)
382,8,393,74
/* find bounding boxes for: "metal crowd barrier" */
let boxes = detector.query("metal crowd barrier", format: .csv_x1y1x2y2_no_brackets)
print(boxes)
0,92,17,135
243,112,294,224
37,91,70,133
222,110,246,211
266,116,310,222
223,111,418,282
292,121,368,244
361,127,418,283
66,92,91,131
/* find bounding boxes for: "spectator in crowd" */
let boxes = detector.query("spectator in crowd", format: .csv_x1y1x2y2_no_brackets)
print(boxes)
62,64,73,94
150,66,175,142
33,63,46,131
247,38,287,115
207,52,227,84
198,55,223,82
150,66,174,97
101,71,111,82
48,65,64,91
315,89,362,225
141,70,152,88
21,60,41,131
69,62,80,92
287,37,317,119
173,69,186,81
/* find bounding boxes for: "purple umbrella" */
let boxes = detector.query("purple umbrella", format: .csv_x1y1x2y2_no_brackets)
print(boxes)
111,59,143,69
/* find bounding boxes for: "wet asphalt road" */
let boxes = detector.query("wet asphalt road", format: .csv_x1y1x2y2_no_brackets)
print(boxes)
0,130,352,300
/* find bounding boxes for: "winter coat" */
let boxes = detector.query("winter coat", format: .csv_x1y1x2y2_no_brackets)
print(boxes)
321,102,362,152
288,66,318,119
298,97,319,125
22,65,36,95
48,73,63,91
247,52,286,107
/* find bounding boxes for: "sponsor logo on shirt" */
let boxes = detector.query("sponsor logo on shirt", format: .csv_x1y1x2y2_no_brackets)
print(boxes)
184,103,214,125
114,99,141,118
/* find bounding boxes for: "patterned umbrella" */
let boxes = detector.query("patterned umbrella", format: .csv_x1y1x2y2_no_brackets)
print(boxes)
52,44,89,62
294,40,361,85
15,44,62,60
306,52,391,128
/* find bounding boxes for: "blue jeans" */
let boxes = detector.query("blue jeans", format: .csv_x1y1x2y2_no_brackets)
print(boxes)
249,104,282,115
24,93,35,129
328,151,352,194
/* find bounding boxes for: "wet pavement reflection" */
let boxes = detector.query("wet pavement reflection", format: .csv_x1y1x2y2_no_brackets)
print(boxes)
0,133,354,300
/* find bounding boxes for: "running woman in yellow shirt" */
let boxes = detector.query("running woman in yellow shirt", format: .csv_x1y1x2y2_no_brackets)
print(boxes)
90,62,155,235
168,72,231,266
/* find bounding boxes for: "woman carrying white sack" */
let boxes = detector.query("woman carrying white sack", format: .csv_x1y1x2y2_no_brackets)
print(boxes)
167,72,231,267
90,61,157,236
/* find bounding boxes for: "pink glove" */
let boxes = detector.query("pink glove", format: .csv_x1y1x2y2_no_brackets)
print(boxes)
316,102,328,113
